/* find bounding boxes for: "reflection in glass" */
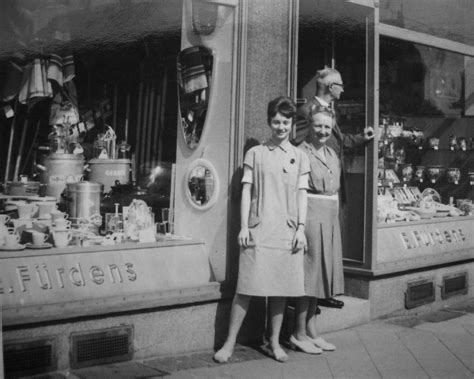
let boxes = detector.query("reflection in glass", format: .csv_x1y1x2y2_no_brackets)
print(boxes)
188,165,215,206
192,0,218,35
177,46,213,149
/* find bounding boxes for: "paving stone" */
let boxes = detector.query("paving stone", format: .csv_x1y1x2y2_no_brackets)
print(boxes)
325,330,381,379
461,324,474,336
414,320,469,335
397,328,472,378
352,320,409,333
419,309,462,323
145,353,213,372
72,361,168,379
385,315,424,328
443,314,474,326
430,331,474,372
357,329,428,378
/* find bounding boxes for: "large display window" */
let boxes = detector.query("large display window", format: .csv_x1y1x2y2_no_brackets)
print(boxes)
0,0,183,237
296,0,474,276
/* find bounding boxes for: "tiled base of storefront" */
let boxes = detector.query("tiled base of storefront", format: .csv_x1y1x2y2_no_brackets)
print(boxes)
2,295,369,377
345,259,474,318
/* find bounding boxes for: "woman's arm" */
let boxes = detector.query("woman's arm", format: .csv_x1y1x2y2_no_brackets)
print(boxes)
238,168,252,247
292,173,308,253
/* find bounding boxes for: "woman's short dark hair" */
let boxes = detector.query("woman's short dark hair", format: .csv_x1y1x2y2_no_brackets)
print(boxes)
267,96,297,125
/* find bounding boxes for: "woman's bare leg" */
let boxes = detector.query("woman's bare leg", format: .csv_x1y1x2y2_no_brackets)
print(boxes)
214,294,251,362
294,296,310,340
306,297,319,338
267,297,288,361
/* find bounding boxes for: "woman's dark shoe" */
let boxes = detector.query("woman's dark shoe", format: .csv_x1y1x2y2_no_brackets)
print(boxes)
318,298,344,308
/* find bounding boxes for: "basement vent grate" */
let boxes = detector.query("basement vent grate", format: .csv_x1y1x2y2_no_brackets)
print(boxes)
441,272,468,299
70,326,133,369
4,338,56,377
405,279,435,309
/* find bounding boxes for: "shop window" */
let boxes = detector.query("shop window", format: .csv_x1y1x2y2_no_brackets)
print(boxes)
297,0,371,262
377,37,474,223
380,0,474,46
0,0,183,221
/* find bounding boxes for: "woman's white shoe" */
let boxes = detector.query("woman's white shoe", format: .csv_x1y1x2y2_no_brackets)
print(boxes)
289,335,323,354
308,336,336,351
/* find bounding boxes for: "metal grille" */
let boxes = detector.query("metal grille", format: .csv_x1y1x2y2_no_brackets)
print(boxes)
71,326,133,368
405,279,435,309
4,339,56,377
441,272,468,299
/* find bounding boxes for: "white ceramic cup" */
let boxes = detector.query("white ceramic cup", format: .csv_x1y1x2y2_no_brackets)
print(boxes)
4,233,20,248
54,219,72,229
51,211,68,222
37,202,58,219
31,231,48,245
0,214,11,224
17,203,38,219
52,230,72,248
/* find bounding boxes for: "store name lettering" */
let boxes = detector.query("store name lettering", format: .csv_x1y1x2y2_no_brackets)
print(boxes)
105,170,125,177
0,262,137,295
400,228,466,249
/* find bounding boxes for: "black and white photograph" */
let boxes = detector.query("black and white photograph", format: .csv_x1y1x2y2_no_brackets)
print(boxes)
0,0,473,378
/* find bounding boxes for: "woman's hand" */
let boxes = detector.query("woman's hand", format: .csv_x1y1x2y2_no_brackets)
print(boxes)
238,227,250,247
292,228,307,253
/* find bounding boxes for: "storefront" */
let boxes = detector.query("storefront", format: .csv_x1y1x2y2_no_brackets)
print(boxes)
296,0,474,317
0,0,247,376
0,0,473,376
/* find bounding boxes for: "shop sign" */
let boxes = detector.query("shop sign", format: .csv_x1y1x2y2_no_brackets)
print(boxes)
400,227,466,249
0,262,137,295
0,243,212,308
377,219,474,264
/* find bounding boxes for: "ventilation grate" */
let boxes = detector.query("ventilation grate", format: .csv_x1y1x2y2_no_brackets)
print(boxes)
405,278,435,309
70,326,133,369
4,338,56,377
441,272,468,299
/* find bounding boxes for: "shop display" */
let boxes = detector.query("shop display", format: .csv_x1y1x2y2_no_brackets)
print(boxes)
377,116,473,224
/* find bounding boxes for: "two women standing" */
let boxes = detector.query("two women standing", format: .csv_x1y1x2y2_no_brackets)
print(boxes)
215,97,342,363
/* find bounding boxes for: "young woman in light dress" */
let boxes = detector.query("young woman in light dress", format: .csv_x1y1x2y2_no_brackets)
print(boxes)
214,96,310,363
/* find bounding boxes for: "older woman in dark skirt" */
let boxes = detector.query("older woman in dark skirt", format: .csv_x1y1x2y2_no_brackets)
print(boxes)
290,106,342,354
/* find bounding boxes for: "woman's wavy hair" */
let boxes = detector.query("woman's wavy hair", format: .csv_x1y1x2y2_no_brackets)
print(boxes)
267,96,297,125
309,104,336,124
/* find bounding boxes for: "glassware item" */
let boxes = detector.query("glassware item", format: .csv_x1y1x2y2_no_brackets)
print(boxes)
446,168,461,184
428,137,440,150
400,163,413,182
161,208,170,223
448,134,457,150
467,170,474,185
105,203,123,233
426,166,445,183
394,147,406,164
457,137,467,151
415,166,425,182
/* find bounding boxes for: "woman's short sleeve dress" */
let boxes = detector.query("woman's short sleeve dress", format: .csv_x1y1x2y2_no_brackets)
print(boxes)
236,141,310,297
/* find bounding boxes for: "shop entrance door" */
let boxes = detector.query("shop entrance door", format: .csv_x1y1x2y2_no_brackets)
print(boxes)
297,0,375,265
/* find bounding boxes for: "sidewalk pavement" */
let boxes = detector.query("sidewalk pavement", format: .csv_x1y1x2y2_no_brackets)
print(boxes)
32,299,474,379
